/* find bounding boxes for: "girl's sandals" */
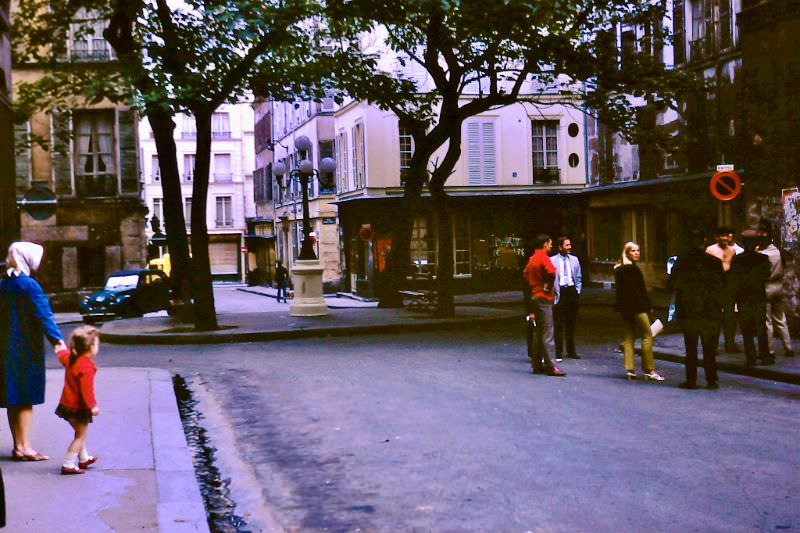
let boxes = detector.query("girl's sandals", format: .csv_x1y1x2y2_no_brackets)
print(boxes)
12,449,49,461
625,371,638,381
643,371,666,382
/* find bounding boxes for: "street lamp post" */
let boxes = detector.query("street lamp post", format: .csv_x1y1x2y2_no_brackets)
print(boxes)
273,135,336,317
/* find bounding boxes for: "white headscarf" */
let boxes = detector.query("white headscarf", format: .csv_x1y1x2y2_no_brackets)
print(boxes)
6,242,44,277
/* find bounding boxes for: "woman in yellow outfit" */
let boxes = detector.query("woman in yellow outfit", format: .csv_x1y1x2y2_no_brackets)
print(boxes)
613,242,665,381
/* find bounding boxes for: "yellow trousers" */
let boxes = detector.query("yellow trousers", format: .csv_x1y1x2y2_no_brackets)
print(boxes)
622,312,654,373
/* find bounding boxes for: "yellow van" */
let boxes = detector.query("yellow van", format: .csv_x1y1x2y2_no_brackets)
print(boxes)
148,253,171,277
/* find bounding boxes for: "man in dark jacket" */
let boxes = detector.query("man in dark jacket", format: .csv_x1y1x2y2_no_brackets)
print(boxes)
671,230,724,389
730,229,772,366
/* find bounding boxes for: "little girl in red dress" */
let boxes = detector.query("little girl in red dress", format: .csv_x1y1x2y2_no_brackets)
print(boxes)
55,325,100,475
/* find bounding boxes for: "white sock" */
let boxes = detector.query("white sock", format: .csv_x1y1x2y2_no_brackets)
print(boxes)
79,448,91,462
63,452,79,469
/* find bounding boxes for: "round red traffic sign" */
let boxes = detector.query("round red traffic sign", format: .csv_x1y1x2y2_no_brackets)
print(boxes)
709,171,741,201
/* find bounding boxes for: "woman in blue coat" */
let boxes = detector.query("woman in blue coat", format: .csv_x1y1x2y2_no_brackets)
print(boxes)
0,242,66,461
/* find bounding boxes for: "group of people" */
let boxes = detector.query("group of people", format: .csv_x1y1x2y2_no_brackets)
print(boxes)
522,234,582,377
522,225,794,388
0,242,102,476
670,225,794,389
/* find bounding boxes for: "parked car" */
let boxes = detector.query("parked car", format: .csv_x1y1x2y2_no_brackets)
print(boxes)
80,269,171,323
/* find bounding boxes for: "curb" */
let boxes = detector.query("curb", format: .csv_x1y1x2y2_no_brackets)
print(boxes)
645,347,800,385
101,314,514,345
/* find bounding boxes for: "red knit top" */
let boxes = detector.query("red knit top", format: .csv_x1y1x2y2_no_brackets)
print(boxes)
57,351,97,410
523,249,557,302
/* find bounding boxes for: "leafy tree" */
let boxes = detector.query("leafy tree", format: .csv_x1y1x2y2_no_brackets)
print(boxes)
13,0,328,330
324,0,689,316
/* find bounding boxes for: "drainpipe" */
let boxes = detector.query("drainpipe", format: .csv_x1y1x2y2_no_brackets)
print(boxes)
582,81,590,186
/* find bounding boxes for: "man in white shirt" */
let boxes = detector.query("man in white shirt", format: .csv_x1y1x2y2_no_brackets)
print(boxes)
553,236,582,360
759,232,794,358
706,227,740,353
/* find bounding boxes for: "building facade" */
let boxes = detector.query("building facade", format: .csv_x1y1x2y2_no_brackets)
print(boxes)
139,103,256,281
12,8,146,308
0,0,15,252
265,92,593,296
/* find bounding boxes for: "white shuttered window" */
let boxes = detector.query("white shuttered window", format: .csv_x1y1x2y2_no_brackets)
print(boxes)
466,120,496,185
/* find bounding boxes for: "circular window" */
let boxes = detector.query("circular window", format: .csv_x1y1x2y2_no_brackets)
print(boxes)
568,123,579,137
568,153,580,168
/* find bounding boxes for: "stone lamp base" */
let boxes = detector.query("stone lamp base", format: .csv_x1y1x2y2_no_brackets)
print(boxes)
289,259,329,316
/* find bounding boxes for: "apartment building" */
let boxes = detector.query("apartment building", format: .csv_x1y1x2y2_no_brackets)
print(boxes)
0,0,14,251
139,103,256,281
584,0,798,308
249,98,278,284
263,90,593,296
12,8,146,307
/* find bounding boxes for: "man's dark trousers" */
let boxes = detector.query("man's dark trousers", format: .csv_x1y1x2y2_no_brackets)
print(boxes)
554,286,579,357
721,273,738,351
739,302,770,364
681,318,720,385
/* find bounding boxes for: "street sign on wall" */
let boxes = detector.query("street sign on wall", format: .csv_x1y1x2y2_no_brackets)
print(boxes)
709,171,742,202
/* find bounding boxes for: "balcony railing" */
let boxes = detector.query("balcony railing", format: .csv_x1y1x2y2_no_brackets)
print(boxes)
70,49,112,62
211,131,232,139
215,219,233,228
532,167,560,184
76,174,118,197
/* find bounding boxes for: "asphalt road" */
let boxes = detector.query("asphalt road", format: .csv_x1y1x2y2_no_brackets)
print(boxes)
57,304,800,533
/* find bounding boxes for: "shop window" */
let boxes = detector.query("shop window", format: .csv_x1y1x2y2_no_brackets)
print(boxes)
78,246,105,287
453,214,472,277
591,210,622,262
410,215,437,277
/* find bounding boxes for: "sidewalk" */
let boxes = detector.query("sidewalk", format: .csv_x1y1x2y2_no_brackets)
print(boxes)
3,368,208,533
90,286,800,386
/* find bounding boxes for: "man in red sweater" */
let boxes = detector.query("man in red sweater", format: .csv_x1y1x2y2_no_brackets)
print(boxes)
523,234,567,376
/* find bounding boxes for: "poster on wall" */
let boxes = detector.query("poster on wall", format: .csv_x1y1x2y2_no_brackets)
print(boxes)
782,187,799,247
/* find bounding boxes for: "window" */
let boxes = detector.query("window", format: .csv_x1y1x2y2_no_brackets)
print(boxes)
69,10,113,62
214,154,232,182
212,113,231,139
151,155,160,182
182,115,196,139
399,127,414,184
74,111,116,197
216,196,233,227
453,214,471,277
184,197,192,229
351,122,365,189
531,120,559,183
466,120,496,185
254,113,272,152
152,198,163,229
410,215,437,277
673,0,686,64
336,131,349,193
183,154,195,181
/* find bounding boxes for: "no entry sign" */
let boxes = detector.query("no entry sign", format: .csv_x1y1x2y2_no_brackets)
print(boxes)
709,171,742,201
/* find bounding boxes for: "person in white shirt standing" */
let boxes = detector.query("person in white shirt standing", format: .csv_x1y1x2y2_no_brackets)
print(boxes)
553,236,582,361
759,231,794,358
706,227,740,353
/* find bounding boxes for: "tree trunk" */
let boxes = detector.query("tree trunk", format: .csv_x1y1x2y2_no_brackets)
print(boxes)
188,109,218,330
147,107,192,320
379,169,425,308
432,192,454,317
